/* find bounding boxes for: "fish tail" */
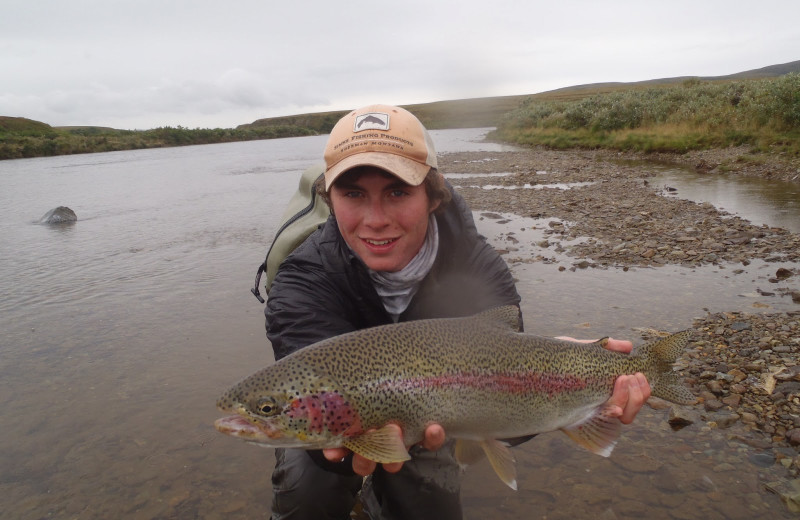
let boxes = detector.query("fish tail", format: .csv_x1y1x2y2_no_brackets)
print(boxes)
640,330,696,405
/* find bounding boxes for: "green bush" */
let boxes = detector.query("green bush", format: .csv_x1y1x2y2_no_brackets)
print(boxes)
494,73,800,154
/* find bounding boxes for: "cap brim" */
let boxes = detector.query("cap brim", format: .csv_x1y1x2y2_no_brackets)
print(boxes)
325,152,430,190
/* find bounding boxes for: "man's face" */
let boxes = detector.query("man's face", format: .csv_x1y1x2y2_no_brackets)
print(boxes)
329,167,438,272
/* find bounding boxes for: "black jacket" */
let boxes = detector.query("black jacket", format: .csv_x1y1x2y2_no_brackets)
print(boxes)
265,186,521,361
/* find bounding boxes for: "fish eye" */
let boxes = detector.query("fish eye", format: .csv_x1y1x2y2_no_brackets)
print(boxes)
255,397,280,416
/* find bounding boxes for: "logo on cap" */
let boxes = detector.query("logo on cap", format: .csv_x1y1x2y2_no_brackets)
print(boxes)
354,112,390,132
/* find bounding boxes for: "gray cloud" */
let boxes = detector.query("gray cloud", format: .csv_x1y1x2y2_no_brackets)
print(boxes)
1,0,798,129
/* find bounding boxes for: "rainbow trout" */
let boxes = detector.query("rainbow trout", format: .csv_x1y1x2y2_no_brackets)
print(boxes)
215,306,694,489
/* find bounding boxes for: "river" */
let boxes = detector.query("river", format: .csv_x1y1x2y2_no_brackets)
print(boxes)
0,129,798,519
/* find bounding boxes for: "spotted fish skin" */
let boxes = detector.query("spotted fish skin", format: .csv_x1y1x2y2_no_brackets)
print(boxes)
215,306,695,488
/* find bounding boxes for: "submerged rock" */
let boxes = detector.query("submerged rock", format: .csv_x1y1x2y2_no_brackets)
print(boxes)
40,206,77,224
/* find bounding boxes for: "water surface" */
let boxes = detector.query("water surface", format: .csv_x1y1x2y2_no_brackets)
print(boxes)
646,162,800,234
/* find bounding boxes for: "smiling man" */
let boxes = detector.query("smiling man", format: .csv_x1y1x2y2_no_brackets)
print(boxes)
263,104,650,520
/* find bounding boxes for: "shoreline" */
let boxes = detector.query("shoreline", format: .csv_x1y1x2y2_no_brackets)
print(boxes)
439,147,800,476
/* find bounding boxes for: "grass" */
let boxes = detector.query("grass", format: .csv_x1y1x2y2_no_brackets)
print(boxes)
491,74,800,156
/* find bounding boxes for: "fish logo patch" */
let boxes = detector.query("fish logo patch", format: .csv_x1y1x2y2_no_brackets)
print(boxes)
354,112,390,132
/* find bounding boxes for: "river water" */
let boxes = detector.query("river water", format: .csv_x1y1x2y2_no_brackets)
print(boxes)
0,129,798,519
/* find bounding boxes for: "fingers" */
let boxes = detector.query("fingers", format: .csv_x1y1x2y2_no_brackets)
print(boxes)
352,454,378,476
604,338,633,354
612,373,651,425
554,336,633,354
324,423,446,476
323,447,349,462
422,423,446,451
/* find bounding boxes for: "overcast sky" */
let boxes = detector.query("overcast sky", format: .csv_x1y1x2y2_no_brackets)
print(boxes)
2,0,798,130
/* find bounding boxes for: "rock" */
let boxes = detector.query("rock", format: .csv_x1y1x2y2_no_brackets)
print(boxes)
775,365,800,381
708,411,740,429
727,368,747,383
668,407,698,428
764,479,800,513
787,429,800,446
706,380,724,395
40,206,77,224
776,382,800,395
722,394,741,407
748,452,776,467
741,412,759,424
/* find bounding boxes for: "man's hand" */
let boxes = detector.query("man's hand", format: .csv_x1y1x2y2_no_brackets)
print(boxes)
557,336,651,424
322,423,446,476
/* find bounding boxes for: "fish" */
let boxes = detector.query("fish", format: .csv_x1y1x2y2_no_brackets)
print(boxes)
215,305,695,489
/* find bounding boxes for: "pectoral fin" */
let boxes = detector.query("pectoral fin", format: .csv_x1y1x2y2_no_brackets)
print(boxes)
342,425,411,464
560,403,621,457
456,438,517,490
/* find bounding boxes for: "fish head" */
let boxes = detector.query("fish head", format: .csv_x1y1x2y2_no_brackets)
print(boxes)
215,363,362,450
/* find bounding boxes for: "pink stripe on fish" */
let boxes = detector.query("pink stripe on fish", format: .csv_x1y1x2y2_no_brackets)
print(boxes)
385,372,590,397
286,392,362,436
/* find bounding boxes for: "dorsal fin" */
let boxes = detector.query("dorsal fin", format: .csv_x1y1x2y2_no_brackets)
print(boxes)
475,305,522,332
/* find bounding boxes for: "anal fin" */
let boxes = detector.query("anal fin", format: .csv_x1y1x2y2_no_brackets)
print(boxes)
456,438,518,490
560,403,622,457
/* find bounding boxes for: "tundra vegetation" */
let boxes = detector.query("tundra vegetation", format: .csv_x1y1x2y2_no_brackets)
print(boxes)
0,121,315,160
1,73,798,160
491,73,800,156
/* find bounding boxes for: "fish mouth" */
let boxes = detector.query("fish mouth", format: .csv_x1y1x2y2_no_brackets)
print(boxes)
214,415,283,442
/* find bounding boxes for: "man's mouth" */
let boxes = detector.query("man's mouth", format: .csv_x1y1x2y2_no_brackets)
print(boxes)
364,238,397,246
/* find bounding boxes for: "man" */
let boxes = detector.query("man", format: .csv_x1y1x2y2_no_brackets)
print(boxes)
264,104,650,520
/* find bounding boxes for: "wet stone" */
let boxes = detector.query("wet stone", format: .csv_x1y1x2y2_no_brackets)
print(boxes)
709,411,740,429
749,452,777,468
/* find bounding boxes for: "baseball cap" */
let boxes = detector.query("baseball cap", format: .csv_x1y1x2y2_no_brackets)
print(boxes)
323,104,438,190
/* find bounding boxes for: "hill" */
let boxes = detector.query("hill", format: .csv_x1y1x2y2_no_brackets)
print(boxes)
0,116,56,135
240,60,800,132
2,59,798,160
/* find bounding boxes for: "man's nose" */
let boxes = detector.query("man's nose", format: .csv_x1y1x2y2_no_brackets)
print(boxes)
364,198,390,227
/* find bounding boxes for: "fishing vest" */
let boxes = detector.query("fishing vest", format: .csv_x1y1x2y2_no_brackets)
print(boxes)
251,163,331,303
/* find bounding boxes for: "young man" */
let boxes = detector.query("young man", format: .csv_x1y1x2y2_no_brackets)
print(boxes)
264,104,650,520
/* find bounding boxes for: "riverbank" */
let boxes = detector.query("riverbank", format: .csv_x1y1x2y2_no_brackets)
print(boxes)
636,146,800,184
440,147,800,484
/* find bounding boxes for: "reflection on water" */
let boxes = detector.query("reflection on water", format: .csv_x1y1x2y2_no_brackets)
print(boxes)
474,181,594,191
0,131,798,519
646,164,800,234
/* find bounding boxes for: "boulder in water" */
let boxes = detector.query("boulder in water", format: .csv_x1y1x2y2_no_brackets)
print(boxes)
41,206,77,224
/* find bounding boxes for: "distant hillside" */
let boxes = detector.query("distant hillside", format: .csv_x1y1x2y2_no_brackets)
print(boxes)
56,125,122,134
3,59,798,160
0,116,56,135
238,95,529,132
242,59,800,131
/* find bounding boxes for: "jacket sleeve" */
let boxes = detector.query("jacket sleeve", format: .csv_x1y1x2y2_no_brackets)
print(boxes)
265,247,358,361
